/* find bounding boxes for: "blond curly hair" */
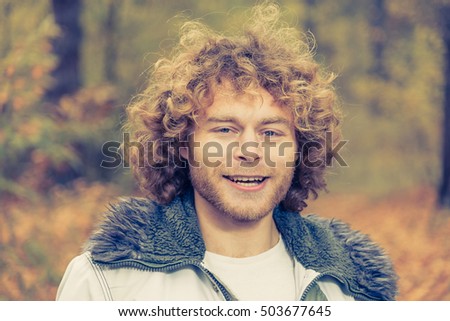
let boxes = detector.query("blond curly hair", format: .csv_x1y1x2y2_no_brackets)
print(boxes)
125,2,341,212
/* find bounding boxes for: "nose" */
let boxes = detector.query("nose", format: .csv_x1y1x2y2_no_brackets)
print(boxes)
233,130,263,164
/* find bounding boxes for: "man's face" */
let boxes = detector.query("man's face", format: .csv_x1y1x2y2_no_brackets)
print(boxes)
183,84,297,222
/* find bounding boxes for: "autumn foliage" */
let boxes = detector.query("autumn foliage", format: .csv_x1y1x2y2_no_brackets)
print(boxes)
0,181,119,300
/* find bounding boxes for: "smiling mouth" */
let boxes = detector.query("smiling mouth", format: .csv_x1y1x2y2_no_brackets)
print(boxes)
223,175,268,187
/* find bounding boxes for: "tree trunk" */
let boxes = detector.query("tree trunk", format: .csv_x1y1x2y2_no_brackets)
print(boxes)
104,0,120,83
367,0,388,116
369,0,387,79
304,0,316,34
438,5,450,210
46,0,82,102
0,3,12,56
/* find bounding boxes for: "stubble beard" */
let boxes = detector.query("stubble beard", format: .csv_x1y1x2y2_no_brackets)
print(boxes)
189,165,295,222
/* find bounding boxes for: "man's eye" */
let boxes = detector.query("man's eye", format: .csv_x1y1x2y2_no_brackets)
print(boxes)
263,130,278,137
218,128,231,133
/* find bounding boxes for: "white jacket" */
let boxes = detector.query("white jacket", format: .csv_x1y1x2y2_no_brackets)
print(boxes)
57,252,355,300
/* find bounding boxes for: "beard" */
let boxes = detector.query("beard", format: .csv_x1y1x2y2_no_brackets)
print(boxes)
189,164,294,222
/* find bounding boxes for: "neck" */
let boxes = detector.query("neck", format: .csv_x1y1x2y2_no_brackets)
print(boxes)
194,192,279,258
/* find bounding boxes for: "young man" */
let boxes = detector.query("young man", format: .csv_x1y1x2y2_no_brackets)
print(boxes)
57,3,398,301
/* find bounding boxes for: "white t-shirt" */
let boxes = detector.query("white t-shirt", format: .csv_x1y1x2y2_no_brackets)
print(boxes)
203,237,297,300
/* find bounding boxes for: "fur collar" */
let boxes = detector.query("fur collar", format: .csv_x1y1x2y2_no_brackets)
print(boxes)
85,191,398,300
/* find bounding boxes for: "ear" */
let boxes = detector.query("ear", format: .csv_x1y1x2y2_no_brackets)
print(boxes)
178,141,189,160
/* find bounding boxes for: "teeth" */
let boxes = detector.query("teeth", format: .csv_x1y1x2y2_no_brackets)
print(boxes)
227,176,265,183
236,181,259,187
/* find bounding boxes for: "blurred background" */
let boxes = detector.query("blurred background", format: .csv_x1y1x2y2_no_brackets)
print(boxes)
0,0,449,300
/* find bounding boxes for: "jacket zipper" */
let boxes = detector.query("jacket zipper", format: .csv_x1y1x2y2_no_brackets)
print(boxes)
300,274,325,301
95,258,234,301
300,272,379,301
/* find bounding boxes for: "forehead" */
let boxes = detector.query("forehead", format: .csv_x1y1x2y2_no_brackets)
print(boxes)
199,83,293,123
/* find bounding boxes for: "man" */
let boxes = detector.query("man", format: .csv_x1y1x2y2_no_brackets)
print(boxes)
57,2,398,300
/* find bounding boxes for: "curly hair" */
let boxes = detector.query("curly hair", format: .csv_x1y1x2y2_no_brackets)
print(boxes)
125,2,341,212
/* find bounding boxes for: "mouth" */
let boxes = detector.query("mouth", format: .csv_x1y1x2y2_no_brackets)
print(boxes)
223,175,269,188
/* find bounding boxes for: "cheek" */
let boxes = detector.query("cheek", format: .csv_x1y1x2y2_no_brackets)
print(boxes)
202,141,226,161
266,142,297,170
273,141,297,160
187,139,229,169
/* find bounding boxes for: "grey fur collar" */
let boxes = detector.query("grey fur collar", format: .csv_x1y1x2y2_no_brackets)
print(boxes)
86,190,398,300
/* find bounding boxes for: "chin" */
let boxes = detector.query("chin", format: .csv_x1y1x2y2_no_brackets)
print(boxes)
220,204,273,222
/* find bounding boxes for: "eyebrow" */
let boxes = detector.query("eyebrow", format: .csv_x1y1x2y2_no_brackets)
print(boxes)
259,116,291,127
206,116,239,124
206,115,291,127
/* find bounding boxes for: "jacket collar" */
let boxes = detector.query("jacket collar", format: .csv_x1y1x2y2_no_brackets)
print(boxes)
272,205,398,300
87,190,205,265
86,190,398,300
